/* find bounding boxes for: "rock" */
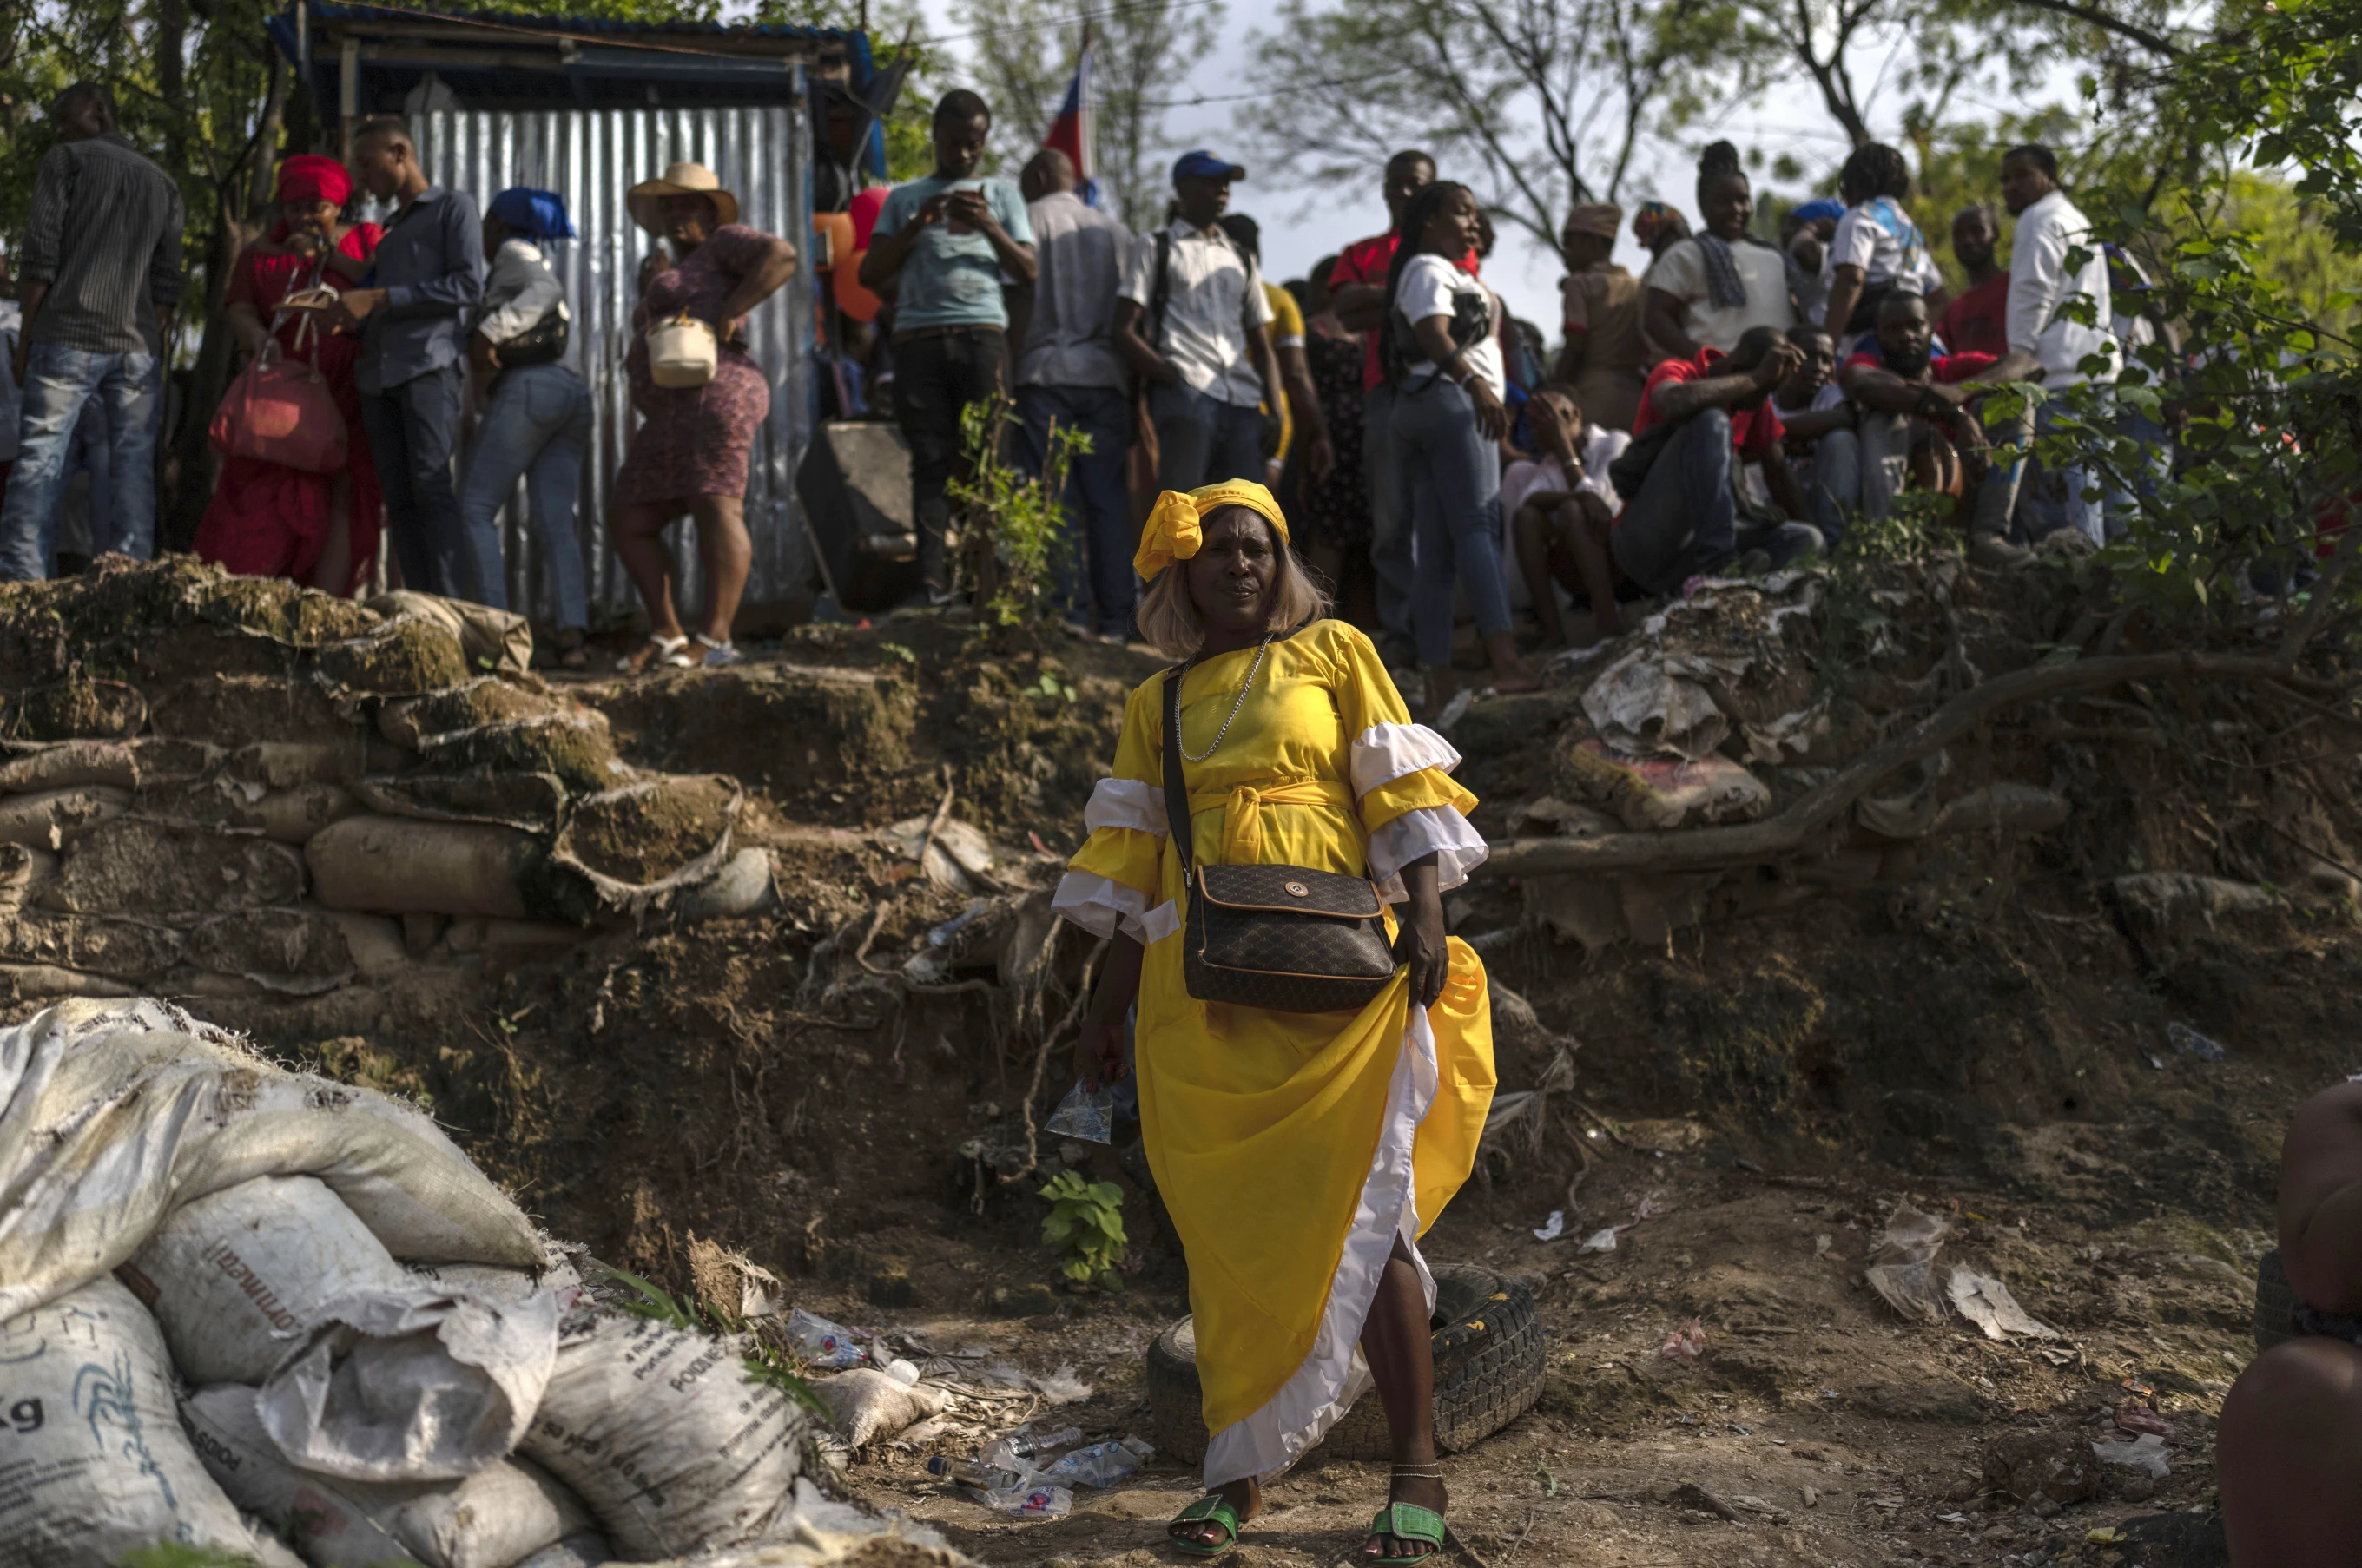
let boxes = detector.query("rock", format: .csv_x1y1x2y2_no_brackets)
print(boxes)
1668,1480,1743,1521
990,1282,1059,1319
1981,1430,2099,1508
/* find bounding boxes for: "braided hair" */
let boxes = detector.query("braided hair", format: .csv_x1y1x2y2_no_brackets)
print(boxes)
1695,140,1745,208
1838,142,1911,206
1379,180,1474,386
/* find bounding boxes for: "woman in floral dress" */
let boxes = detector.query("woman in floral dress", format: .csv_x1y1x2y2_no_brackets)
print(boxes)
612,161,798,671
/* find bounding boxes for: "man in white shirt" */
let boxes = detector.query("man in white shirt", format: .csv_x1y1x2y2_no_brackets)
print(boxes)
1971,142,2115,552
1112,150,1283,491
1014,148,1134,638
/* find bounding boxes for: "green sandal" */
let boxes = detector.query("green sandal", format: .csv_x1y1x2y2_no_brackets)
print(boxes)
1366,1499,1448,1565
1168,1492,1242,1558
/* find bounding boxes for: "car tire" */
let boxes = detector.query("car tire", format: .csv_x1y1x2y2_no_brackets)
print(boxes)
1143,1262,1546,1467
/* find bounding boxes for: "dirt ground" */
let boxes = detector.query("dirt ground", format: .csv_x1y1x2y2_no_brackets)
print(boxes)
135,580,2362,1568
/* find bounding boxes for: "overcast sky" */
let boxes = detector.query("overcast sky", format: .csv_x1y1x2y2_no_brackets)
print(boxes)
883,3,2085,339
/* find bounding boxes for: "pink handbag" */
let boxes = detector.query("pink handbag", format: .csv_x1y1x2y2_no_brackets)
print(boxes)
209,281,347,473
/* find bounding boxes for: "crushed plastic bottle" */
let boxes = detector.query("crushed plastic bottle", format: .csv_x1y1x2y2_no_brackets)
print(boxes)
787,1308,866,1369
986,1483,1074,1519
1044,1081,1117,1143
1017,1426,1082,1455
2167,1022,2226,1062
927,1455,1031,1492
882,1357,920,1387
1040,1436,1154,1486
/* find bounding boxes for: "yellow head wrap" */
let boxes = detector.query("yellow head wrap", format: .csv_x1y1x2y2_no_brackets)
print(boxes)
1132,480,1290,581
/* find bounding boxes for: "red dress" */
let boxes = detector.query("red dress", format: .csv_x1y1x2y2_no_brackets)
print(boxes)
194,224,385,592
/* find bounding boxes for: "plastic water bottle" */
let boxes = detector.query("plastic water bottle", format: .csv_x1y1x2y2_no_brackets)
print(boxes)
1041,1439,1150,1486
926,1455,1030,1492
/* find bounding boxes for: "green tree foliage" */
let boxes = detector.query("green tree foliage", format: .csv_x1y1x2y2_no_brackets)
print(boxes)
1237,0,1735,249
964,0,1222,234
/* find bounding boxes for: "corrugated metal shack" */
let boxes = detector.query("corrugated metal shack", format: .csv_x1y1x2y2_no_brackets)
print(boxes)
267,2,888,625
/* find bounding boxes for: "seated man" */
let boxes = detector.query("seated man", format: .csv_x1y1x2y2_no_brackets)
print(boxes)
1506,381,1629,646
1609,325,1821,596
2220,1082,2362,1565
1831,290,1995,530
1768,323,1858,544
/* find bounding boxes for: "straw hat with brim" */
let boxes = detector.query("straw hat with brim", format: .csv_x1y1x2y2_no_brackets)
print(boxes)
628,162,741,234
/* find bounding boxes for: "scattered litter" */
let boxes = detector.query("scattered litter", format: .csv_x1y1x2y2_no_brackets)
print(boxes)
991,1483,1073,1519
1011,1427,1080,1455
928,902,987,945
1044,1080,1117,1143
1813,1234,1832,1258
1632,1190,1670,1222
1040,1437,1152,1486
1946,1268,2061,1341
927,1454,1031,1492
2091,1433,2171,1478
2115,1403,2173,1437
1532,1209,1566,1242
788,1307,868,1369
882,1358,921,1387
2088,1526,2125,1544
1864,1202,1954,1324
2041,1347,2077,1367
1034,1364,1092,1404
818,1367,949,1448
2167,1021,2226,1061
1435,688,1475,731
1802,1485,1818,1507
1578,1228,1620,1255
1659,1317,1706,1360
1564,740,1772,831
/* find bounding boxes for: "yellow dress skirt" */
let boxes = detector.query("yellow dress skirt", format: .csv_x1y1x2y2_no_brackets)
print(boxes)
1052,619,1497,1486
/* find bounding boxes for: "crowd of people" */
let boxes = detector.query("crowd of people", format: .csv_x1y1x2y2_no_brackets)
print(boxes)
855,94,2161,712
0,79,2161,704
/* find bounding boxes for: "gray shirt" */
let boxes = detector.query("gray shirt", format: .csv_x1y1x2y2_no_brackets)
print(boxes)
1016,191,1129,392
359,185,485,394
20,132,183,356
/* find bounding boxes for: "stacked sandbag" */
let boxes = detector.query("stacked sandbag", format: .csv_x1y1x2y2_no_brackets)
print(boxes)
0,998,842,1567
0,1277,304,1568
0,560,775,1003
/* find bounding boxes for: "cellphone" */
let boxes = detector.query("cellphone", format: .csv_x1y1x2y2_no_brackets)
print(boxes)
944,181,983,236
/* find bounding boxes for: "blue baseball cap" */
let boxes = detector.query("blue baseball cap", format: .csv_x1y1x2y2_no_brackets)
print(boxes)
1172,149,1246,185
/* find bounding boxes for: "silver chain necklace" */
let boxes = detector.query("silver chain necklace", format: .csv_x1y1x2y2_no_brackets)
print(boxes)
1178,631,1276,763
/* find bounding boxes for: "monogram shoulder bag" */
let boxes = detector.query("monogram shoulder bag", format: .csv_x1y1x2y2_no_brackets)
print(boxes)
1160,644,1399,1013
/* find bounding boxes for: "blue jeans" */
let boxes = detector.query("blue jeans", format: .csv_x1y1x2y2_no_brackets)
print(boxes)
1364,383,1413,640
1392,378,1514,670
1976,395,2104,546
0,344,161,580
1612,410,1819,595
1803,429,1861,545
361,364,470,599
1017,383,1133,636
459,363,593,629
1151,381,1263,491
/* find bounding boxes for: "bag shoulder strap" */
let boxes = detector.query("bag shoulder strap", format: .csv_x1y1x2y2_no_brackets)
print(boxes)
1161,667,1195,878
1147,230,1173,354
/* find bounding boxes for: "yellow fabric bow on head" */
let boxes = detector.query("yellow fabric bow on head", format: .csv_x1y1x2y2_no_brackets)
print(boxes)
1132,479,1291,581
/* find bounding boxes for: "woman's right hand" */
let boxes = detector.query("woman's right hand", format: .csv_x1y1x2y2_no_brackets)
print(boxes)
1469,380,1510,441
1079,1016,1127,1090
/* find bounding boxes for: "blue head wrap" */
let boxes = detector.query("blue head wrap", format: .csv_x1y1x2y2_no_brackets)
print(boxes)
1790,197,1845,224
490,187,575,241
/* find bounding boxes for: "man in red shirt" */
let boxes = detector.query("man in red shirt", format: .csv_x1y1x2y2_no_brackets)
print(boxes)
1613,326,1818,595
1935,205,2009,358
1324,150,1471,660
1834,291,2003,534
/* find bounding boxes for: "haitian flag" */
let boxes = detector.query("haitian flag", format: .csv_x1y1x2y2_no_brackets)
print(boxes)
1042,39,1099,207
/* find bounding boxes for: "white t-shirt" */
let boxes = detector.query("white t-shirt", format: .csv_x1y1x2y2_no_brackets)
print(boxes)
1395,253,1505,397
1646,236,1795,353
1824,197,1944,306
1499,432,1630,611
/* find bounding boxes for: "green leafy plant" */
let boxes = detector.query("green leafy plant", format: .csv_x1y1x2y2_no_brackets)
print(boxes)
608,1268,831,1420
1038,1169,1127,1289
1025,667,1079,703
948,396,1089,628
877,642,918,667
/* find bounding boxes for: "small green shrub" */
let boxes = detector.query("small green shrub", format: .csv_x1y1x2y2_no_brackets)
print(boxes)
608,1268,830,1420
1038,1169,1127,1289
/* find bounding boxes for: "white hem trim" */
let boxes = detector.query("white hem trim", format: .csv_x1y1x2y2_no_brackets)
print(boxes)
1138,899,1181,944
1052,871,1151,942
1084,778,1169,836
1349,723,1462,796
1201,1003,1441,1488
1368,807,1488,903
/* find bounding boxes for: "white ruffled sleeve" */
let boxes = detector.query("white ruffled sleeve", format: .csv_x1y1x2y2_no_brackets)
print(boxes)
1349,721,1463,795
1367,807,1489,903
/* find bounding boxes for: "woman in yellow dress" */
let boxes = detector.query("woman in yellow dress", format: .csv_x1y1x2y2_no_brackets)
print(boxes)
1053,479,1496,1562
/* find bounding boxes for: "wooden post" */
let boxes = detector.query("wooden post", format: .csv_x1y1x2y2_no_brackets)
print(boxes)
339,35,359,161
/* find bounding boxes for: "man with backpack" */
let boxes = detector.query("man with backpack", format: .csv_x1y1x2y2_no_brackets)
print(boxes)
1112,151,1283,490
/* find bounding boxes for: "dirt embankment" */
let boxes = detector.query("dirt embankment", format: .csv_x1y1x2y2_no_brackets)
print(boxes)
23,555,2362,1565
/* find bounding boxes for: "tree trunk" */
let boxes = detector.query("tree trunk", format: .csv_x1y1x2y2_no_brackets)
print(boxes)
163,51,284,556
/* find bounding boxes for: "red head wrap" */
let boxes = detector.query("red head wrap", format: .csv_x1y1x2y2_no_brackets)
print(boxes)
275,155,353,210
